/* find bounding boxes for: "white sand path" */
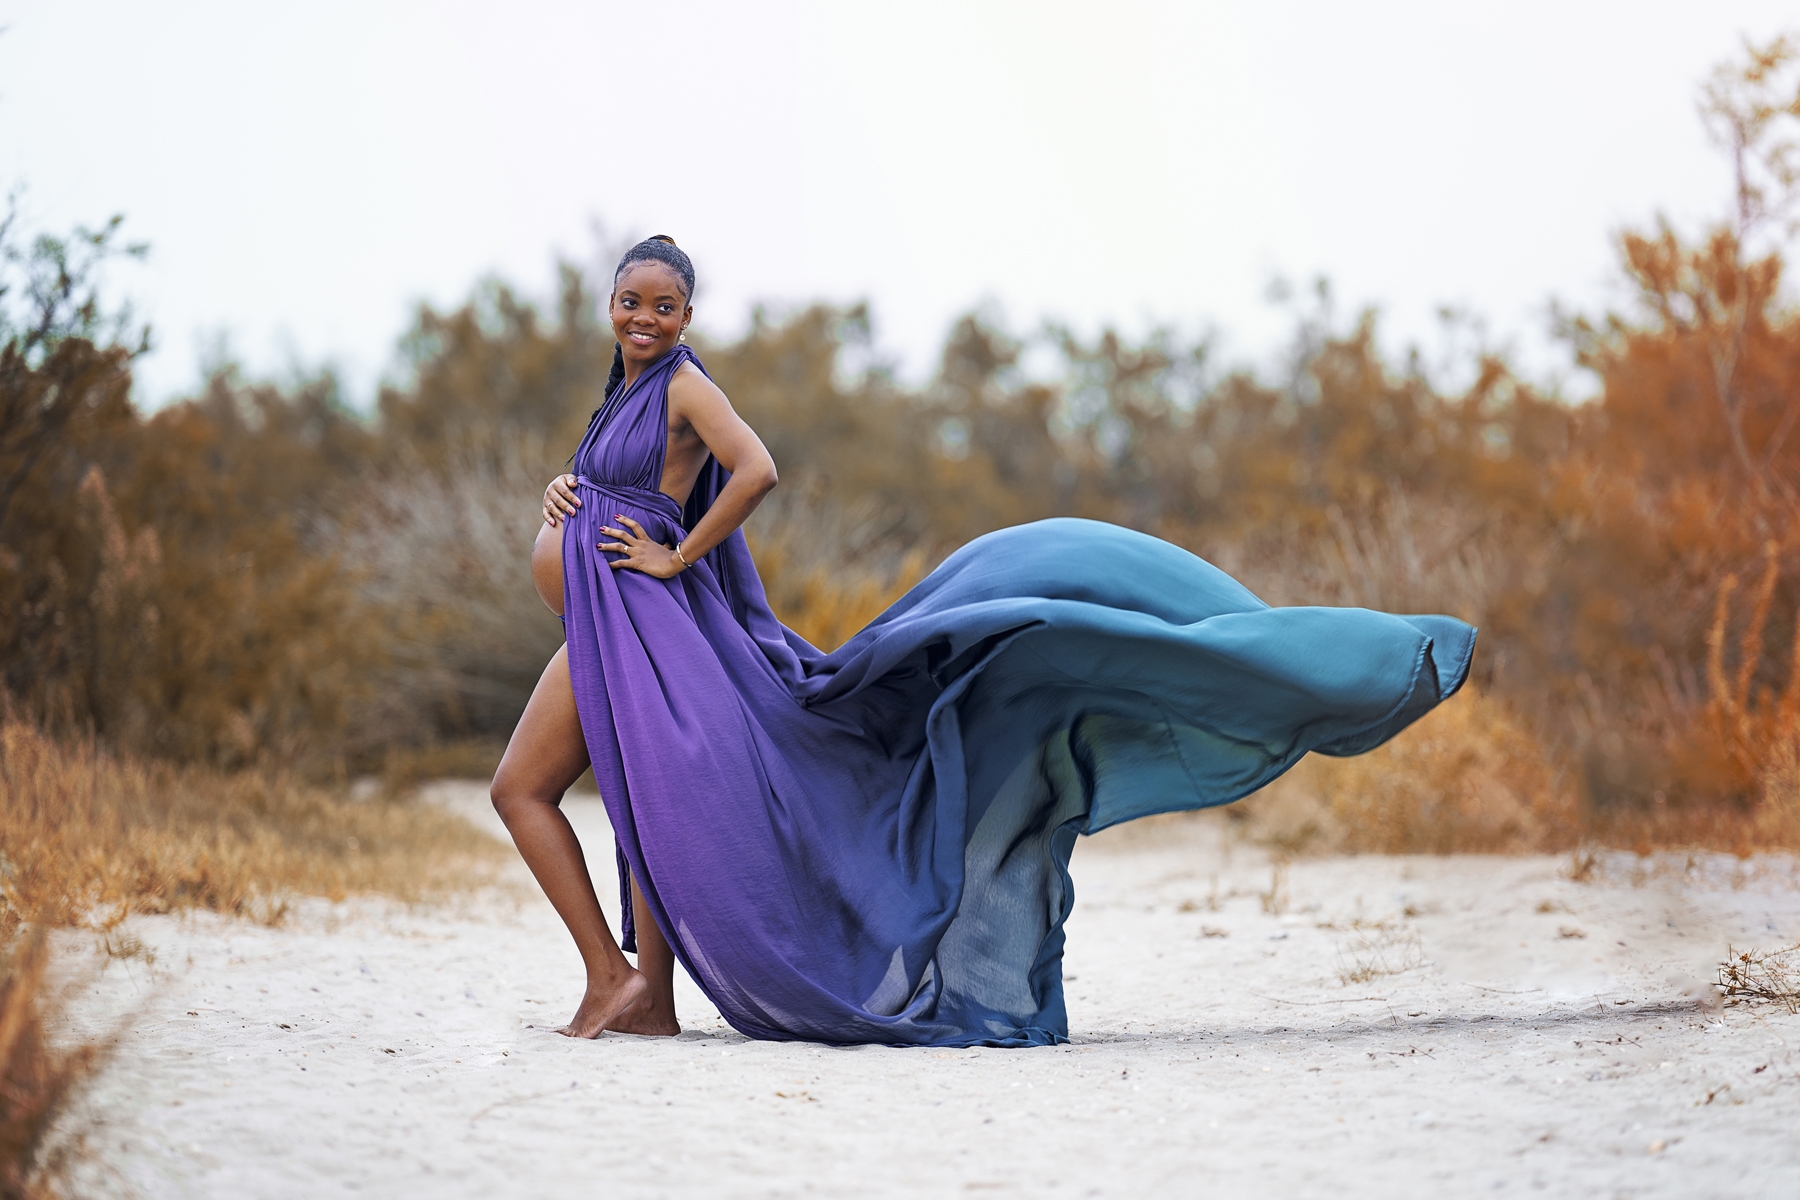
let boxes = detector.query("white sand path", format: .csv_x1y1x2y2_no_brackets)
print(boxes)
53,782,1800,1198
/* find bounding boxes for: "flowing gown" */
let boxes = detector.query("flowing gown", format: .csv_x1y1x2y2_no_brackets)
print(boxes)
561,346,1476,1047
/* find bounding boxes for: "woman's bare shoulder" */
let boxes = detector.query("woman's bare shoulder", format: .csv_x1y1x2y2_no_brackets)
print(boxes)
669,360,732,410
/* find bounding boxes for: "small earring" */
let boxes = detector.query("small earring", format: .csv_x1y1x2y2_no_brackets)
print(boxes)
679,330,686,342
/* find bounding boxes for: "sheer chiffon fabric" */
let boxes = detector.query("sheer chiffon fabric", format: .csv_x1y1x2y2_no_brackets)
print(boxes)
560,346,1475,1046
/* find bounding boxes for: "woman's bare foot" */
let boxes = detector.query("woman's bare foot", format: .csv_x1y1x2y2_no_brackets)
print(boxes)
606,993,681,1037
557,970,650,1039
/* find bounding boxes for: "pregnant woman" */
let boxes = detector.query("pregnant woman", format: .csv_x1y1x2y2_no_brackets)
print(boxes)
491,235,1476,1047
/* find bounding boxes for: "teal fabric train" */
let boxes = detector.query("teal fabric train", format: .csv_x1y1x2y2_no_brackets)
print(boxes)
563,346,1477,1047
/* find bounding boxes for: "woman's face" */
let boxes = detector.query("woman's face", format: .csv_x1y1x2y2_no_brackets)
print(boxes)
609,262,691,366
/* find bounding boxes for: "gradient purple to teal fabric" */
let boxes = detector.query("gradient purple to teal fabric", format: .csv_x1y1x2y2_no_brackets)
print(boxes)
560,346,1476,1047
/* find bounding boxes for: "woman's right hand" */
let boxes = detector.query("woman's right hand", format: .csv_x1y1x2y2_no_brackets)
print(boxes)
543,474,581,527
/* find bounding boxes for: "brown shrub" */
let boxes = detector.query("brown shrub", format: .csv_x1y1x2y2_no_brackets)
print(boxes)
0,348,383,768
335,429,568,753
745,477,930,650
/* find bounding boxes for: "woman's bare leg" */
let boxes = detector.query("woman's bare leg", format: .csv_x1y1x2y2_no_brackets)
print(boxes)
607,874,680,1036
491,645,646,1038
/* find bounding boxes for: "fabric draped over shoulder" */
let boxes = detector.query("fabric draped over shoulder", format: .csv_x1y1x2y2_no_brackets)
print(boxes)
560,346,1476,1046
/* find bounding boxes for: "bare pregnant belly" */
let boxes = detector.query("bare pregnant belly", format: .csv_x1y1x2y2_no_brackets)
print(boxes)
531,520,564,615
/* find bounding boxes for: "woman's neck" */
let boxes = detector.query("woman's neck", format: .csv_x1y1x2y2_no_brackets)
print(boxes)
621,345,677,389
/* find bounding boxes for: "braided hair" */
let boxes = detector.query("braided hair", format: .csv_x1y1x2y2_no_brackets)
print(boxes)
602,234,696,402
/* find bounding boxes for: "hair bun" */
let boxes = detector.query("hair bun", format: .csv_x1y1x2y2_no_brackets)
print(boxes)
614,236,695,301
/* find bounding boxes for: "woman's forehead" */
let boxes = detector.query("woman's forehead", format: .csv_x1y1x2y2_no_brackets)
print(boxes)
615,260,686,297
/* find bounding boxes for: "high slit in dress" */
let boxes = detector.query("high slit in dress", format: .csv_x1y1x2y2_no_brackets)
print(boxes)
560,345,1476,1046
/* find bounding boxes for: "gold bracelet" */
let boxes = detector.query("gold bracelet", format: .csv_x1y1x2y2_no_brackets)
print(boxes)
673,542,691,569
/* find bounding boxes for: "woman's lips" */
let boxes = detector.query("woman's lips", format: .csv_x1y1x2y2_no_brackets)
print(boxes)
627,330,658,344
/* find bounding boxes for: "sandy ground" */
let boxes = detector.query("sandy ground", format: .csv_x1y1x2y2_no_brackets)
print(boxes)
50,782,1800,1199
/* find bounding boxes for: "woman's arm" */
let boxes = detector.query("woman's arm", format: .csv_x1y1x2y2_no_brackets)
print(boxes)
598,366,778,577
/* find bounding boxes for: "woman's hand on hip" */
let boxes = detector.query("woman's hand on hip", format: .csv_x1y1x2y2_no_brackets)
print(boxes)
599,515,686,579
543,474,581,527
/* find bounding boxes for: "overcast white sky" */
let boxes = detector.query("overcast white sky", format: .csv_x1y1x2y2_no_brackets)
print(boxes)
0,0,1792,406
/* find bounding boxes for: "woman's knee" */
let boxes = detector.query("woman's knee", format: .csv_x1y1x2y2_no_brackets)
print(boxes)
490,767,553,823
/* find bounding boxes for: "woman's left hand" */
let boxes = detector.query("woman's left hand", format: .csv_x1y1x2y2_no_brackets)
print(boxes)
598,515,686,579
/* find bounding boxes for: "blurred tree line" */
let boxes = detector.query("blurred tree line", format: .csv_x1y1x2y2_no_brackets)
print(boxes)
4,38,1800,845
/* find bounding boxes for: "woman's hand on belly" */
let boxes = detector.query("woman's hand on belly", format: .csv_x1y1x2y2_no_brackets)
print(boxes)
543,473,581,527
531,518,566,615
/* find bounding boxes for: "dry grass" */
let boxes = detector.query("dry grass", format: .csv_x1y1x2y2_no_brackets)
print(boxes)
1206,489,1514,624
0,717,505,935
1258,862,1290,915
1335,925,1425,986
1716,943,1800,1013
0,932,107,1200
376,740,509,796
1243,687,1583,855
